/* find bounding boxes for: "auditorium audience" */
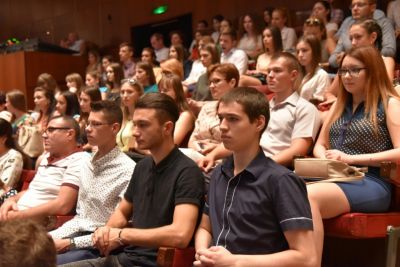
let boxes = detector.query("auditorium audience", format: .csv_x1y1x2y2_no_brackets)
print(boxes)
119,42,136,79
62,93,204,267
159,73,195,146
0,116,88,221
51,101,136,264
296,35,331,102
308,46,400,266
237,13,263,59
220,30,248,74
134,61,158,93
0,219,57,267
239,26,283,86
271,7,297,52
194,87,316,267
116,79,143,152
329,0,395,68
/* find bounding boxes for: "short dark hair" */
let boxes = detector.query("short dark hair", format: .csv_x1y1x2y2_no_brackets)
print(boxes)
218,87,270,134
198,19,208,28
48,115,81,142
90,100,123,125
119,42,134,54
271,52,303,89
0,219,56,267
213,14,224,22
0,118,15,149
220,29,237,41
135,93,179,126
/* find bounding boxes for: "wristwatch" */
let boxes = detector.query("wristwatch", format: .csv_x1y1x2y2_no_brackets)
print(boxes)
69,238,76,250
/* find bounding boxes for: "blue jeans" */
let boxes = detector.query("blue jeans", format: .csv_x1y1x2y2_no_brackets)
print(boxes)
57,249,100,265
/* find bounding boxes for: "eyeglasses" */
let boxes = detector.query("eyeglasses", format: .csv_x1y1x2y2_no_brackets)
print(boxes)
305,18,322,26
121,78,139,85
44,127,71,134
86,121,112,128
350,2,369,9
337,67,367,77
208,78,225,86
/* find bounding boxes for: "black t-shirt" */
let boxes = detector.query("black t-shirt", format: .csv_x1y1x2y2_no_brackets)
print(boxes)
205,150,313,255
118,147,205,266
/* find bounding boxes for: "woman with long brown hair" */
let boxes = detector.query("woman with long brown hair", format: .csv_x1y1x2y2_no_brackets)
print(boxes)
307,46,400,265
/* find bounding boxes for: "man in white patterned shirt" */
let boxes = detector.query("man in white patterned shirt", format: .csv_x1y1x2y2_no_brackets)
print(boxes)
50,101,136,265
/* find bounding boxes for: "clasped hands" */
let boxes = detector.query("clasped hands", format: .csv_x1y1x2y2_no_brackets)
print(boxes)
92,226,123,256
194,246,236,267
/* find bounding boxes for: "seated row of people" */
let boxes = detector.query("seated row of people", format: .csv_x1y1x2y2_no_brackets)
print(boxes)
0,45,399,267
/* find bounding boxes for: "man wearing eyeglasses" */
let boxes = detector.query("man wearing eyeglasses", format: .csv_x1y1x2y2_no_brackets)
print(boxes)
50,101,135,265
329,0,395,68
0,115,87,221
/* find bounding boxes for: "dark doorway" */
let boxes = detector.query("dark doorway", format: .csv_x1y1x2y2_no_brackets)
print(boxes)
130,13,193,58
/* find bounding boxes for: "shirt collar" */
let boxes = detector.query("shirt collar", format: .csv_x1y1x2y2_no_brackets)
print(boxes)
152,146,180,173
270,91,299,109
220,148,267,181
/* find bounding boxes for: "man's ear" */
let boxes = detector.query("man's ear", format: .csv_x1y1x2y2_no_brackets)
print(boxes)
290,69,299,82
163,121,174,135
111,122,121,134
255,115,266,133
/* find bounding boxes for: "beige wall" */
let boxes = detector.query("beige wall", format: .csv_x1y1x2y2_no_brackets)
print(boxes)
0,0,353,48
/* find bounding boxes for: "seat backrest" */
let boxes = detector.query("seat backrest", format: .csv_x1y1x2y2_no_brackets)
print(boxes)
381,161,400,211
19,169,36,191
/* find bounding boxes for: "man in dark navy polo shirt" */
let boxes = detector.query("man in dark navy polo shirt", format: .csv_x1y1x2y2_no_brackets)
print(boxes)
194,87,317,267
64,93,204,267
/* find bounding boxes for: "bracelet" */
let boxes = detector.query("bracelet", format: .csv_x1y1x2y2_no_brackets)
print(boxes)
117,229,125,246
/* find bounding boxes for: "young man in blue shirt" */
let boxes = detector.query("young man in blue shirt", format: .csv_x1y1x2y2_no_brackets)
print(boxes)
194,87,317,267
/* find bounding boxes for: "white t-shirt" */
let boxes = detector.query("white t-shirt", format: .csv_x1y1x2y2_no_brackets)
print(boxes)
17,151,88,210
